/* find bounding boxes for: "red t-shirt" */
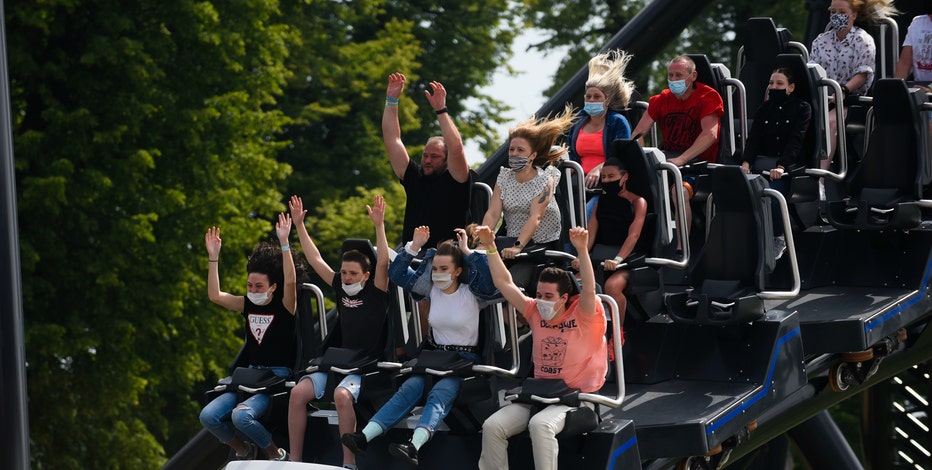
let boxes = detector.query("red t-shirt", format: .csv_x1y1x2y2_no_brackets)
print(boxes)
647,82,724,163
523,296,607,393
575,128,605,174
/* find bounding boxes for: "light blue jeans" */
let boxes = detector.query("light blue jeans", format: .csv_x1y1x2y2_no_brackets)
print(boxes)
369,352,480,438
199,366,291,448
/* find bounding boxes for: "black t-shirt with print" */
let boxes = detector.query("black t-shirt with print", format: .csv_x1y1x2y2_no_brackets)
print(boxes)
331,272,390,358
241,296,296,368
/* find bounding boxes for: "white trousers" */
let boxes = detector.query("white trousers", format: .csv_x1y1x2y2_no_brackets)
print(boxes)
478,402,573,470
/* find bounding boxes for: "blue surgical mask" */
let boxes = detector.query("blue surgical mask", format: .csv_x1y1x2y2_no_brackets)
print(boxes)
509,156,531,171
583,101,605,116
668,79,688,96
829,13,849,31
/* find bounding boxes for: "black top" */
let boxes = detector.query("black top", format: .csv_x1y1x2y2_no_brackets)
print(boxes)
594,191,635,247
331,272,389,358
742,95,812,171
401,159,471,248
241,296,296,368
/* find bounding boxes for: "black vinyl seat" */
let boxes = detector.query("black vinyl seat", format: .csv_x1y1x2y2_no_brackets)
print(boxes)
666,166,772,325
827,79,930,230
738,18,795,120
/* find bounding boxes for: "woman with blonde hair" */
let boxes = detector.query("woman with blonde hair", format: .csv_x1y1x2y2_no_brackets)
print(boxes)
567,49,636,220
482,105,576,290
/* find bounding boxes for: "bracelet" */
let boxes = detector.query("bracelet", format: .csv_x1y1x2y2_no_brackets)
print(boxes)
613,256,624,263
385,100,398,108
385,96,399,103
435,107,448,115
486,246,498,254
208,259,219,262
281,245,290,251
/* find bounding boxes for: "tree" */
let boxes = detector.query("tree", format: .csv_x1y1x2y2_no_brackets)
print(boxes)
10,0,296,467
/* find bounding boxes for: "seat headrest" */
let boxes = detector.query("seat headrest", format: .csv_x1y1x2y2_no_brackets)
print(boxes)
773,54,811,101
686,54,716,89
872,79,915,124
710,166,755,212
341,238,378,271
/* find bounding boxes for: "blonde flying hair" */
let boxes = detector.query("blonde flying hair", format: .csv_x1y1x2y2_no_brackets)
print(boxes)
509,104,576,168
846,0,898,23
585,49,636,110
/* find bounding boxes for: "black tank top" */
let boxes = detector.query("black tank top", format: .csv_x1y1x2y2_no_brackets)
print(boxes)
595,193,634,247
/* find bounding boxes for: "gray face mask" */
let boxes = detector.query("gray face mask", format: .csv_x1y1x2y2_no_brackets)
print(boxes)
509,156,531,171
536,299,558,321
432,272,454,290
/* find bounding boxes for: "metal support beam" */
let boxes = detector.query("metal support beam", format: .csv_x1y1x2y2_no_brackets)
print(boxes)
789,410,863,469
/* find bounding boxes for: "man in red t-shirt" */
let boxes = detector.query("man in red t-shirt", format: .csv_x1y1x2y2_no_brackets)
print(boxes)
632,56,724,255
475,225,607,470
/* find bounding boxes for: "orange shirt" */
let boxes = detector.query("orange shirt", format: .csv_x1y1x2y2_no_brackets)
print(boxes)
523,296,607,393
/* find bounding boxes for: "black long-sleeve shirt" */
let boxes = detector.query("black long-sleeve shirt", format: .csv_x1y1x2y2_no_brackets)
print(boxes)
742,95,812,171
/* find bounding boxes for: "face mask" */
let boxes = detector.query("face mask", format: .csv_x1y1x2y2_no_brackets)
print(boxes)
829,13,849,31
583,101,605,117
432,273,454,290
536,299,559,321
668,79,688,96
509,156,531,171
342,280,364,296
247,289,272,306
768,88,788,104
602,180,621,195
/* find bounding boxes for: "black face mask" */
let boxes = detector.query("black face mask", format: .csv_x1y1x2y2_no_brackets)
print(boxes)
602,180,622,195
769,88,789,104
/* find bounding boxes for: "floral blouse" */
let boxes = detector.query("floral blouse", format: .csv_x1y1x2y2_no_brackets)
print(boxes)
810,26,875,95
496,165,562,244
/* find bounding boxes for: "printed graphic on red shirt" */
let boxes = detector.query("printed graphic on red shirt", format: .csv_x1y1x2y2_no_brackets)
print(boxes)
248,313,274,345
660,112,701,152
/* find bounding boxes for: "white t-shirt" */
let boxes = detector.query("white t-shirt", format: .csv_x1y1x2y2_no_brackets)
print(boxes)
428,283,480,347
904,15,932,82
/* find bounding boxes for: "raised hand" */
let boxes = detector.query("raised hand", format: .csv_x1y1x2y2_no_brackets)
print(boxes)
289,195,307,226
387,73,406,100
568,226,589,251
475,225,495,248
411,225,430,252
276,213,292,245
205,226,222,259
454,228,473,256
367,194,386,226
425,81,447,111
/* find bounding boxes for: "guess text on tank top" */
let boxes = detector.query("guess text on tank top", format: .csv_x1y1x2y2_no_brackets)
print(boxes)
248,313,274,345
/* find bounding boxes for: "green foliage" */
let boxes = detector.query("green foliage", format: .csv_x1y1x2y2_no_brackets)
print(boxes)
11,0,295,467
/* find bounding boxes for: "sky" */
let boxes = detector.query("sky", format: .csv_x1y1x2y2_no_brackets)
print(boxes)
464,30,568,166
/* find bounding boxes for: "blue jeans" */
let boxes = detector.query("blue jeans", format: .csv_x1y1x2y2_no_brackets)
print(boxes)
369,352,480,437
199,366,291,448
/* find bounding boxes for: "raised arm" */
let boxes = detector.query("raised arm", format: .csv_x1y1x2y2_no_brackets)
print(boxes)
631,111,655,146
276,213,297,315
289,195,335,283
476,225,530,313
568,227,597,315
383,73,411,180
367,194,390,292
481,183,503,229
424,81,468,183
205,226,245,312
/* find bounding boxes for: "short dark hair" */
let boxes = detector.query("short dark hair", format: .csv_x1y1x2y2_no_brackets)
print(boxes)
435,239,464,269
773,67,796,85
537,267,574,297
247,241,285,297
341,249,371,273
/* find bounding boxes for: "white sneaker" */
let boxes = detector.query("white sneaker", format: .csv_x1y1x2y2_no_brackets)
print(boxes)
273,448,289,461
773,236,787,262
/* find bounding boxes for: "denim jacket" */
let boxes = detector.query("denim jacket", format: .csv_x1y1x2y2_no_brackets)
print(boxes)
389,247,502,307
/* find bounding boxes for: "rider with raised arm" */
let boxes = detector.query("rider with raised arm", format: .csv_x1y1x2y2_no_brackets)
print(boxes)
383,73,471,249
476,225,607,470
199,213,296,462
286,195,389,467
342,214,492,466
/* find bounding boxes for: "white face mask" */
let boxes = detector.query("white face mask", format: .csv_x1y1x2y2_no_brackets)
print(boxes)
536,299,559,321
246,288,272,306
432,273,454,290
342,280,364,296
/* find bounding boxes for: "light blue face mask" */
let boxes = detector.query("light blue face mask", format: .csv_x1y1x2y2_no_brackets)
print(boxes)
583,101,605,116
668,79,688,96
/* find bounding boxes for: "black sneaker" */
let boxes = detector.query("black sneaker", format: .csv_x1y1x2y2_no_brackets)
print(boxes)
341,432,368,456
388,441,419,465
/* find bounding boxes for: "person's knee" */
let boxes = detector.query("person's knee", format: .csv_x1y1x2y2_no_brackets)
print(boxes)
198,407,215,427
231,403,256,428
334,387,354,408
482,415,507,437
290,380,315,405
605,274,627,295
528,418,558,438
